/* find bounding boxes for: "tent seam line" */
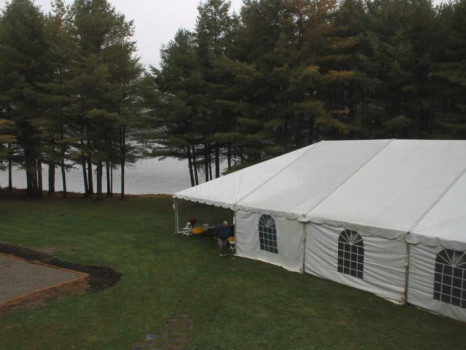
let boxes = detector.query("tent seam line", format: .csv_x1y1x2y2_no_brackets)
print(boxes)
232,142,321,208
407,165,466,235
304,139,395,221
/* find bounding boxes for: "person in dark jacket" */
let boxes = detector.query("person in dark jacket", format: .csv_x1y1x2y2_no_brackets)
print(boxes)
214,220,231,257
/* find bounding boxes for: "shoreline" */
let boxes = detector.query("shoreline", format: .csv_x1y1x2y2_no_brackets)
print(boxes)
0,188,173,200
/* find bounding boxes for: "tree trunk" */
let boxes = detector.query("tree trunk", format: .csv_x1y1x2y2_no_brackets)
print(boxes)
87,157,94,195
204,143,209,182
8,144,12,190
192,146,199,185
79,132,89,197
215,144,220,178
120,126,126,200
106,160,112,197
61,160,67,199
81,158,89,197
110,164,113,197
227,143,232,169
60,134,67,198
37,156,43,198
208,149,213,181
96,160,103,201
187,147,195,187
24,147,37,198
48,161,55,197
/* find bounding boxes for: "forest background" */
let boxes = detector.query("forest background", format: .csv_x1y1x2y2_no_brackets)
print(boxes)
0,0,465,198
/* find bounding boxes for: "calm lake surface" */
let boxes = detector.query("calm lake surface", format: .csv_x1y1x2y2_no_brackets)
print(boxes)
0,157,192,195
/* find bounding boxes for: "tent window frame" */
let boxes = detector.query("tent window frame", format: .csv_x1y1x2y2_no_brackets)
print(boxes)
433,249,466,308
258,214,278,254
337,229,364,279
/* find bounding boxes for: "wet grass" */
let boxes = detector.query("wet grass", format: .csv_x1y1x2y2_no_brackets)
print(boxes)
0,195,464,349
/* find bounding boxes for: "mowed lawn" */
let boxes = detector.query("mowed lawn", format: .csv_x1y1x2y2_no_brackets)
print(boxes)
0,195,464,350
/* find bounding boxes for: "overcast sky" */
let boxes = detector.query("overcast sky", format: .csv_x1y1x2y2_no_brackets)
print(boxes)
25,0,244,69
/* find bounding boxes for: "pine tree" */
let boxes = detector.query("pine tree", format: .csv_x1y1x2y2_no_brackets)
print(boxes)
38,0,76,197
432,0,466,139
360,0,438,138
69,0,140,199
196,0,236,179
0,0,51,197
152,29,204,186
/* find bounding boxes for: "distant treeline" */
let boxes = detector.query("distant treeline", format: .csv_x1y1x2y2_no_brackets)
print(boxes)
1,0,465,197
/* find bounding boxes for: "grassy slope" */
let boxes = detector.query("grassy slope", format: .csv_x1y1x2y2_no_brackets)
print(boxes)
0,196,464,350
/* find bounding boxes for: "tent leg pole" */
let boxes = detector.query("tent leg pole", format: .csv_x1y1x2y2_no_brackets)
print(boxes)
301,222,306,275
174,198,179,234
403,242,411,304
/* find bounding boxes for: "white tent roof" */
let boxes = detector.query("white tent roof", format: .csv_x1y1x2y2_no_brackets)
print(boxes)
174,144,315,208
236,139,392,219
409,170,466,250
174,139,466,245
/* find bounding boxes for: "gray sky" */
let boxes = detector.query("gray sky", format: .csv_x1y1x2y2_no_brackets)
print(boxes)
27,0,244,69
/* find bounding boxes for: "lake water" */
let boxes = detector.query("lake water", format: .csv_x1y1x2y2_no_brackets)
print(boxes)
0,157,193,195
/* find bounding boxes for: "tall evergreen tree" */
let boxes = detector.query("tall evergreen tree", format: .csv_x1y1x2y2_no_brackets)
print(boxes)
69,0,140,199
196,0,236,179
432,0,466,139
0,0,50,197
39,0,75,197
152,29,204,186
360,0,438,138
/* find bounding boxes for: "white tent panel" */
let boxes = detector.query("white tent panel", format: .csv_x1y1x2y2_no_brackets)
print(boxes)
237,139,392,219
410,171,466,251
173,139,466,323
305,223,407,302
307,140,466,238
235,210,305,273
407,244,466,322
174,144,315,208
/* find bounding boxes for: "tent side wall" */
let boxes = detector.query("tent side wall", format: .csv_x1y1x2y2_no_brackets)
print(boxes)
407,243,466,322
305,223,407,303
235,210,305,273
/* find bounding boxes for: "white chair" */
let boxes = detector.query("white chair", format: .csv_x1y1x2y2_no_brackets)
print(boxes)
182,222,192,236
228,238,236,253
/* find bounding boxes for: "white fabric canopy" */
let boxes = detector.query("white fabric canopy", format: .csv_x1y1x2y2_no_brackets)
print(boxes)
174,139,466,321
306,140,466,240
409,171,466,251
174,143,315,208
236,139,391,219
175,139,466,243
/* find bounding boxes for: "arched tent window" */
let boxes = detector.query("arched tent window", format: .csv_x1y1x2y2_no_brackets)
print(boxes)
338,229,364,279
258,214,278,254
434,249,466,308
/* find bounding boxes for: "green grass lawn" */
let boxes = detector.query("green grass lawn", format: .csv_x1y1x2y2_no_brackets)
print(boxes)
0,195,464,350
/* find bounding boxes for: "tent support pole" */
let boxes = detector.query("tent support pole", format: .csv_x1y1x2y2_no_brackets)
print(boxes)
301,222,306,274
403,241,411,304
174,198,179,234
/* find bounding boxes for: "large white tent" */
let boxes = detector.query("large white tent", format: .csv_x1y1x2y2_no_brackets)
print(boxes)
174,139,466,322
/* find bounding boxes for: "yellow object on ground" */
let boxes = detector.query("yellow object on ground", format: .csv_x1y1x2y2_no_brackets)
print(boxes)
192,227,205,235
